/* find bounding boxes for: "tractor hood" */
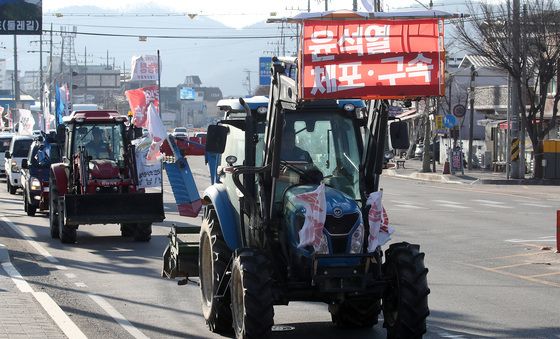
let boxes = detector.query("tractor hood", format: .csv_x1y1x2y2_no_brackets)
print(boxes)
88,159,120,179
284,185,360,220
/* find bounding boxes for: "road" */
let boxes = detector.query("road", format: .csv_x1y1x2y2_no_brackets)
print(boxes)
1,157,559,339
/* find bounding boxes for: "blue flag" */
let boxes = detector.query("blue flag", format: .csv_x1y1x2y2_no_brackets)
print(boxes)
55,83,64,126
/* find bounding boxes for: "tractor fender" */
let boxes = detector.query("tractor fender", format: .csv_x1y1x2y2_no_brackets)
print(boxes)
50,163,69,195
203,184,241,251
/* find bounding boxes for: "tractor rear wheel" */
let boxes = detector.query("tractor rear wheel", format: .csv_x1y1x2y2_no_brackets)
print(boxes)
48,176,59,239
382,242,430,339
134,223,152,242
231,250,274,339
199,209,232,334
329,298,381,328
120,223,135,237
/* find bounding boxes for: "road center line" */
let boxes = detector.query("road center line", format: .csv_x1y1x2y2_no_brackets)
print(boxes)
0,215,59,263
1,262,87,339
89,294,150,339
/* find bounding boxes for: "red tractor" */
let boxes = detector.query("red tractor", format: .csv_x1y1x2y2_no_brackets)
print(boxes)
49,110,165,243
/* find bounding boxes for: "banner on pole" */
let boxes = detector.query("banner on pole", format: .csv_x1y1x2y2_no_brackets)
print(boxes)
131,55,159,82
300,18,445,100
17,109,35,135
125,85,159,128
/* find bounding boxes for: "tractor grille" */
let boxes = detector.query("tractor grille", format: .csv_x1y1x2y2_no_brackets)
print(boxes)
324,212,360,235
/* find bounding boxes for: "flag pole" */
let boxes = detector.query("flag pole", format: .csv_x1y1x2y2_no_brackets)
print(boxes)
157,50,161,116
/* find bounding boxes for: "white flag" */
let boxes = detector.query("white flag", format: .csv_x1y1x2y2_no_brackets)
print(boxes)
43,84,53,131
145,102,166,164
367,191,394,252
361,0,375,12
18,109,35,136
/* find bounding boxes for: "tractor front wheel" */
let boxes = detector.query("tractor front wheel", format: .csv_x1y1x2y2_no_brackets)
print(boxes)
199,209,232,334
120,223,135,237
7,180,16,195
134,223,152,242
48,176,59,239
382,242,430,339
24,193,36,217
231,250,274,339
57,196,77,244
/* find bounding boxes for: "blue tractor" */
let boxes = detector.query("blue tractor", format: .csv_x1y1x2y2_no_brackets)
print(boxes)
163,57,429,338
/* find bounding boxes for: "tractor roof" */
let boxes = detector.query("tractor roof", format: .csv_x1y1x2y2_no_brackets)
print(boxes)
217,96,269,113
62,110,128,124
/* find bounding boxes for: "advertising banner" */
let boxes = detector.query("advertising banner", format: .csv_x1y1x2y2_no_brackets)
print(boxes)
125,85,159,128
131,55,159,81
0,0,42,35
259,56,273,86
179,87,196,100
301,19,444,100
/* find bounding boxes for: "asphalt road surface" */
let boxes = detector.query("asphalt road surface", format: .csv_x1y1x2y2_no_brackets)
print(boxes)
1,156,559,338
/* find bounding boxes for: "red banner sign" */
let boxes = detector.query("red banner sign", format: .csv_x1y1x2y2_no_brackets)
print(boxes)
301,19,445,100
125,85,159,128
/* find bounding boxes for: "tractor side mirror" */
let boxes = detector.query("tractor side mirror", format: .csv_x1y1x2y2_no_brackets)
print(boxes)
206,125,228,154
56,125,66,144
21,159,28,169
389,121,410,150
4,151,10,159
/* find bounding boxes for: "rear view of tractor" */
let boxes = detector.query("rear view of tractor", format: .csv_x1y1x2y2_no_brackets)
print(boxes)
49,110,164,243
163,9,453,339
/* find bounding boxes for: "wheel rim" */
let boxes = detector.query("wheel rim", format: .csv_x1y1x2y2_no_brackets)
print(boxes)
231,264,244,334
200,233,214,307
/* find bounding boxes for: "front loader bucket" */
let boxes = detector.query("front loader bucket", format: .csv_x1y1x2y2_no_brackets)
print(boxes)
63,192,165,225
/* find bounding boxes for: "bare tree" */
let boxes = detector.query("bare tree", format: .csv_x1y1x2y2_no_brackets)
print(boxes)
455,0,560,178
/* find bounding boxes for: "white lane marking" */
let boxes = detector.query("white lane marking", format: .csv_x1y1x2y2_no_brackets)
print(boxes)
392,204,422,209
472,199,504,205
432,200,461,205
438,204,470,209
164,206,170,210
505,237,556,243
521,203,553,208
488,205,514,209
75,282,88,288
1,262,87,339
1,214,148,339
0,215,59,263
2,262,34,292
89,294,149,339
55,265,68,271
65,273,77,279
390,200,424,205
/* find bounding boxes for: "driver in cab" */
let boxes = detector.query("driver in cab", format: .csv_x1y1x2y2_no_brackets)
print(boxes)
85,127,111,158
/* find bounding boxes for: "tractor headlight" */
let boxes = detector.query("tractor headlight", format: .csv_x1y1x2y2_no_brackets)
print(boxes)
349,224,364,254
30,177,41,190
11,160,18,172
315,233,329,254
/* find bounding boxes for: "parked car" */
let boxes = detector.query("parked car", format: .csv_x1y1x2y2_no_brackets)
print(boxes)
0,133,13,178
4,135,33,194
21,139,60,216
172,127,188,138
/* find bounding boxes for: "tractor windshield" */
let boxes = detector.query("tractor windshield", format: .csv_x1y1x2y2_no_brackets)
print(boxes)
74,124,125,163
279,112,361,199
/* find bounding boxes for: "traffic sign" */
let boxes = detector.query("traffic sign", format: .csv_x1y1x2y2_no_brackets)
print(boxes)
444,114,457,128
453,104,466,118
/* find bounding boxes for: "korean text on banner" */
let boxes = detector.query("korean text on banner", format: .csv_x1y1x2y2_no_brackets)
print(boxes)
131,55,159,82
125,85,159,128
145,103,166,164
301,19,444,100
135,142,162,188
366,191,394,252
295,184,327,251
17,109,35,135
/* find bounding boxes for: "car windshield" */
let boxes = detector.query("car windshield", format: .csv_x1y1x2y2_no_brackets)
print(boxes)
74,124,125,162
12,139,33,157
277,112,361,199
0,137,11,152
175,128,187,133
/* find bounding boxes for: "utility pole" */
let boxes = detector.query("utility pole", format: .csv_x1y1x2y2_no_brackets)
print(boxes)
308,0,311,12
243,69,252,96
353,0,357,11
467,64,476,170
325,0,328,11
519,3,527,178
84,46,88,102
39,31,43,113
49,23,53,123
13,35,20,108
510,0,521,178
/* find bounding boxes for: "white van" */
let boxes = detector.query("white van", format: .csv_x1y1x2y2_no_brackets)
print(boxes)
4,135,34,194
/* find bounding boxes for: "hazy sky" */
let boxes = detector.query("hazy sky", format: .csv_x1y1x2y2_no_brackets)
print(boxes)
43,0,425,29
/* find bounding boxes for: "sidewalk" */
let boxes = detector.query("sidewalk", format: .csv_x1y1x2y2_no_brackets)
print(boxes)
384,158,560,185
0,244,66,339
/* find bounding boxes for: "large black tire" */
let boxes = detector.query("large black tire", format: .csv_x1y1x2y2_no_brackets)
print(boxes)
382,242,430,339
329,298,381,328
231,250,274,339
120,223,135,237
134,223,152,242
48,176,60,239
58,196,77,244
26,199,37,216
199,209,233,333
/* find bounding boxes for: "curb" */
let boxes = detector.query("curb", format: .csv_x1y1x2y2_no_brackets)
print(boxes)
384,169,463,185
